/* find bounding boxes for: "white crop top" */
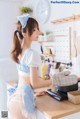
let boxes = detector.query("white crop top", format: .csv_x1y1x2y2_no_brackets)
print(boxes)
17,48,42,76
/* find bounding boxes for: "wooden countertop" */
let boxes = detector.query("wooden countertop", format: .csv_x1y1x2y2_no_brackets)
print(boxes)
7,80,80,119
36,95,80,119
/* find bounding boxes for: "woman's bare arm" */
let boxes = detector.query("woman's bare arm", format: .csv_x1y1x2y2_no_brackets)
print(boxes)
30,67,52,89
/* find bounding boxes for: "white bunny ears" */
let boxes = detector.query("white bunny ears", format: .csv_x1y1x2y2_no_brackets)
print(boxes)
17,14,30,29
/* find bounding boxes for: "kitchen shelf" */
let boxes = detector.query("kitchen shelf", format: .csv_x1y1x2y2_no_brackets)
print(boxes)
45,46,54,47
38,35,67,43
38,40,54,43
51,14,80,24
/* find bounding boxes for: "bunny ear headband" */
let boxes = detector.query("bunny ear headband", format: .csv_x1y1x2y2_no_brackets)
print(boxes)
17,14,30,29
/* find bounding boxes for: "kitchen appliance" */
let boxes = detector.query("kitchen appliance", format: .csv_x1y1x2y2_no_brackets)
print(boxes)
47,71,78,101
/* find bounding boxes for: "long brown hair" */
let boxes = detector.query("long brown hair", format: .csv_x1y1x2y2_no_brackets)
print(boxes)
10,18,39,63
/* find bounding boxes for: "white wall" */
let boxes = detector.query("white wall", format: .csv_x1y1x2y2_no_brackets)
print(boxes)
0,0,23,111
0,0,23,80
23,0,80,51
23,0,80,32
0,0,23,58
46,1,80,32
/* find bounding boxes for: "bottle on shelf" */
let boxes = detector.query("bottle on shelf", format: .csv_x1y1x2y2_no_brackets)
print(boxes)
40,61,48,80
45,64,51,80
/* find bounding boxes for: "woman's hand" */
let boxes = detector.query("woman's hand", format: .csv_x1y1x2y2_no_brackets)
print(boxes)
34,91,46,97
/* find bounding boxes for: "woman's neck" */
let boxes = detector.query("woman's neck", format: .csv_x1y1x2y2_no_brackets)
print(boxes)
22,38,31,51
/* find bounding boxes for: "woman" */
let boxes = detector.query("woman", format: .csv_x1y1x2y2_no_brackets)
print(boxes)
8,14,52,119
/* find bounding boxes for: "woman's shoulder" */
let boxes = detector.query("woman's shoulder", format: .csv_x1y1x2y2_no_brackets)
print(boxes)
26,49,41,67
31,49,40,57
24,48,41,61
25,48,39,55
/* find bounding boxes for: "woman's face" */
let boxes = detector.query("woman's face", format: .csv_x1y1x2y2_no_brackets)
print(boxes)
30,27,40,41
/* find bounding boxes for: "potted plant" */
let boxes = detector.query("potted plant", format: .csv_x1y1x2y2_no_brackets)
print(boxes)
44,31,53,41
45,31,52,35
20,6,33,15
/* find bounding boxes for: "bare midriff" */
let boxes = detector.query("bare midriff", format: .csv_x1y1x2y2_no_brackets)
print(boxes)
18,75,31,85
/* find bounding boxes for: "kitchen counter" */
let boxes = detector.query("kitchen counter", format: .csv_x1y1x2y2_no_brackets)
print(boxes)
7,80,80,119
36,94,80,119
